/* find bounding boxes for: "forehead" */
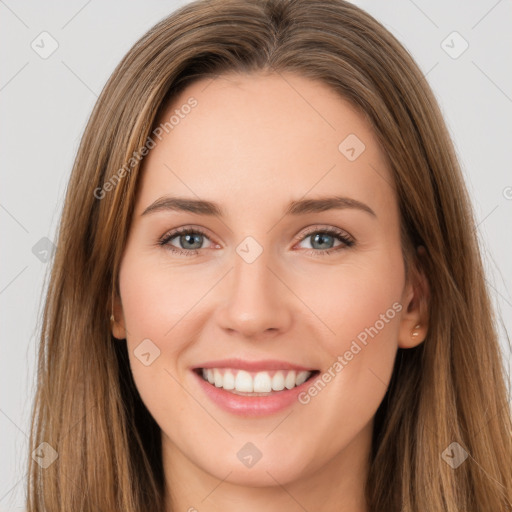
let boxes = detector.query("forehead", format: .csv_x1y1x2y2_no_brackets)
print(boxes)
136,71,395,218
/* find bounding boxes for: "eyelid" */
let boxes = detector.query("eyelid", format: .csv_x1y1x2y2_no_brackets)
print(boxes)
158,225,216,245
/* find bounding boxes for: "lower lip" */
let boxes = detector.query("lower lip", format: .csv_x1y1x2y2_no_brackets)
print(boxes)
192,370,318,417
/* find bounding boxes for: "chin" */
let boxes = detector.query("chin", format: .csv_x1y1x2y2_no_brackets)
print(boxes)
197,444,316,488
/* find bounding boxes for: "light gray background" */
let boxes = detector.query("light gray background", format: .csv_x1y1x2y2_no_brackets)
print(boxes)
1,1,511,510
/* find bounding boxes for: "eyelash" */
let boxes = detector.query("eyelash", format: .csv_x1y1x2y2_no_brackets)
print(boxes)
157,225,355,257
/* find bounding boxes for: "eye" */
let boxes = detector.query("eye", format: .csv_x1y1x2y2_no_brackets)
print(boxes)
294,226,355,256
158,225,355,257
158,226,214,256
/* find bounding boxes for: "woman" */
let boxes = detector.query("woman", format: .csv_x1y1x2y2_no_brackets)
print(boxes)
27,0,512,510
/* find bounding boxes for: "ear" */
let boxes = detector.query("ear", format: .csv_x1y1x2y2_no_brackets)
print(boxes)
110,291,127,340
397,245,429,348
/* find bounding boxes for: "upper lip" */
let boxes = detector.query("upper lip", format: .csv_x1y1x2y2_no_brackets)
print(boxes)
193,358,317,372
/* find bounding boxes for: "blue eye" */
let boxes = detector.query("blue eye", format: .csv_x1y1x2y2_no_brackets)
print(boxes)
158,227,212,256
158,226,355,257
296,227,355,256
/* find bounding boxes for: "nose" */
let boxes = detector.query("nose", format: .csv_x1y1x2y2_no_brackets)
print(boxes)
215,247,293,339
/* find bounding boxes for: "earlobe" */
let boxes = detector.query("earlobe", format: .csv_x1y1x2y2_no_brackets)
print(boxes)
400,322,424,349
110,293,127,340
397,246,430,349
110,315,126,340
398,318,427,349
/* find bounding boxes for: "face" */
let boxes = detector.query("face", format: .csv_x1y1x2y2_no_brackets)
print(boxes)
113,72,424,489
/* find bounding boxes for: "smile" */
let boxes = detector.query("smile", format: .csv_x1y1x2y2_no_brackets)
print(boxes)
191,362,321,416
196,368,317,395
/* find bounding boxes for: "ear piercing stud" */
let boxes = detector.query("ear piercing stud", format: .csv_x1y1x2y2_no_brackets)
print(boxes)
411,324,421,337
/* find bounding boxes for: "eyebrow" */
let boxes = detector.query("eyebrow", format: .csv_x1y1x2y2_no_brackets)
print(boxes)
141,195,376,218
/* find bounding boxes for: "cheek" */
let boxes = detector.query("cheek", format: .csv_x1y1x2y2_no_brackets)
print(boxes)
118,255,206,343
117,255,193,389
299,249,405,360
292,250,404,455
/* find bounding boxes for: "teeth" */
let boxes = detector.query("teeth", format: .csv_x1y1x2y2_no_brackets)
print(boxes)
285,370,296,389
253,372,272,392
214,369,223,387
235,370,253,392
295,370,309,386
223,370,235,390
272,372,285,391
200,368,312,393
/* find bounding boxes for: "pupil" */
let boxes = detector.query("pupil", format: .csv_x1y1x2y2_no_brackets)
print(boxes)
182,234,202,249
313,233,333,250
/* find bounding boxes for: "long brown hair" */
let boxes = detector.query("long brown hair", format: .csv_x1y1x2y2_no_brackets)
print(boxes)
27,0,512,510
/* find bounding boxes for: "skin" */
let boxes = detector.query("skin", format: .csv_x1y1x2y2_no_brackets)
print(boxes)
112,71,428,512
